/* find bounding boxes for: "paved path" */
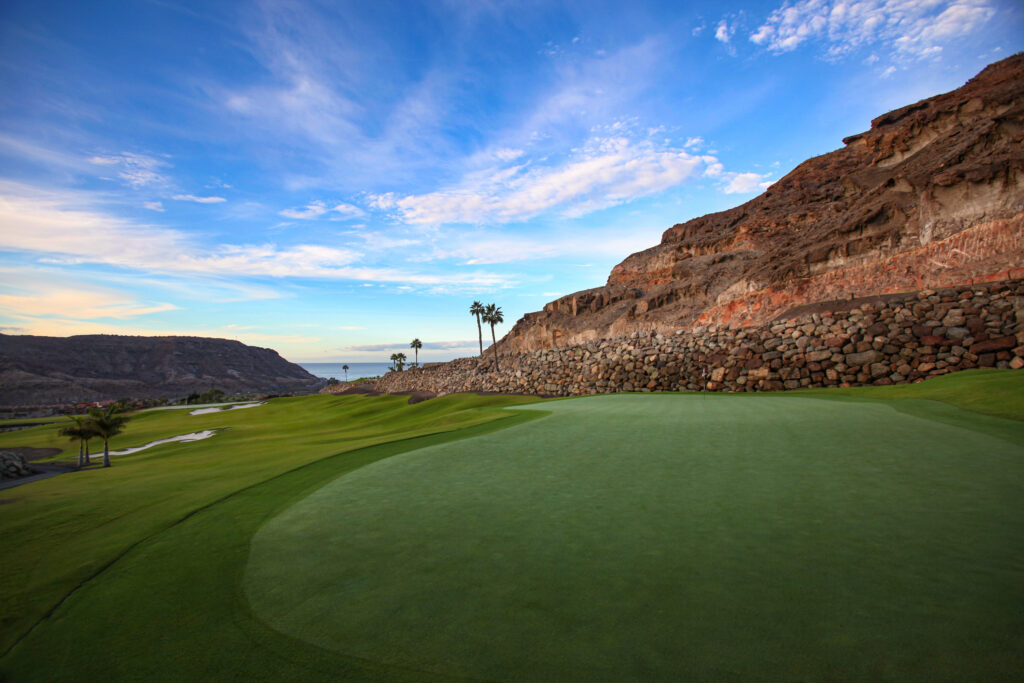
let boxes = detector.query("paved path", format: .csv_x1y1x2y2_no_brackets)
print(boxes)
0,464,76,492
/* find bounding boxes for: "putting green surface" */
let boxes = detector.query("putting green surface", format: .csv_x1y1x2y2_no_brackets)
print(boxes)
244,394,1024,680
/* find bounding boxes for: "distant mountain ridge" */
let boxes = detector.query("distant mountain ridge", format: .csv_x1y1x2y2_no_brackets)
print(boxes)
0,334,320,405
496,54,1024,354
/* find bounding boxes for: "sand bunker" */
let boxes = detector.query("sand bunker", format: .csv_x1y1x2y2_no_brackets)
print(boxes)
109,430,218,456
189,402,264,416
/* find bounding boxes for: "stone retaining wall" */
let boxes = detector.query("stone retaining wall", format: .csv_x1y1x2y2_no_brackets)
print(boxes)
375,280,1024,397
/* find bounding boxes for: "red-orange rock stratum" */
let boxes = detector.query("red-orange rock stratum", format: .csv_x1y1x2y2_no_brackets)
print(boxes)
497,54,1024,354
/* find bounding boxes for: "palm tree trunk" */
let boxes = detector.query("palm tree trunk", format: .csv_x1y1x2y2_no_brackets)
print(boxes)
490,325,499,372
103,439,111,468
415,349,418,366
476,314,483,356
84,441,90,466
78,441,84,468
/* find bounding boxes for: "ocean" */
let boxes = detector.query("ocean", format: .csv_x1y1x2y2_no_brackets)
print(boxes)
298,362,396,381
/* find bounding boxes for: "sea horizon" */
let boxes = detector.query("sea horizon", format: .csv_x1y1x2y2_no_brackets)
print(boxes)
299,361,401,380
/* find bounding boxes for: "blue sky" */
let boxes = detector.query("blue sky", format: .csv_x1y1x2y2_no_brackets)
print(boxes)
1,0,1021,362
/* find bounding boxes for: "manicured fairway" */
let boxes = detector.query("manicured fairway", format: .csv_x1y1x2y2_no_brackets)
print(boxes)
0,392,540,659
2,374,1023,680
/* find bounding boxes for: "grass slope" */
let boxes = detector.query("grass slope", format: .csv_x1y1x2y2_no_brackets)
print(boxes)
795,368,1024,421
0,393,541,658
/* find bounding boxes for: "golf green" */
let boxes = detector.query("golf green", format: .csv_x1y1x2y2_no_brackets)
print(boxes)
244,394,1024,680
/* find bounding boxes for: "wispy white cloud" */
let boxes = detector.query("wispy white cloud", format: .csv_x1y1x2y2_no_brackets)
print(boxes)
493,148,525,162
279,201,329,219
0,312,322,344
90,152,170,188
513,37,667,148
0,273,178,320
0,181,515,289
371,136,711,225
405,220,670,266
279,200,365,220
749,0,995,59
715,20,735,43
172,194,227,203
722,171,773,194
216,3,468,191
144,201,165,212
0,134,97,173
328,202,364,219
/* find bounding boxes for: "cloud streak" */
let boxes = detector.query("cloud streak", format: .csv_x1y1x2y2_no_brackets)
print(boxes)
279,200,364,220
90,152,170,188
722,171,773,194
749,0,995,59
0,181,515,289
173,194,227,203
345,339,483,352
372,136,712,225
0,313,322,345
0,276,178,320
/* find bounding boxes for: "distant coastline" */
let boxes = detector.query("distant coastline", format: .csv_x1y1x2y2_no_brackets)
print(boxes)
298,362,393,380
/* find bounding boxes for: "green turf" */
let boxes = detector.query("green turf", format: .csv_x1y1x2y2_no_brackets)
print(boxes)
1,372,1023,680
795,368,1024,421
0,392,540,658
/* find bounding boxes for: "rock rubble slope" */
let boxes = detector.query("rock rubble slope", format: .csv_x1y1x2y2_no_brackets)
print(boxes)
498,54,1024,354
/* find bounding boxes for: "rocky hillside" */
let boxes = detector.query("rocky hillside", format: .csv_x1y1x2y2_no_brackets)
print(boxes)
379,279,1024,398
0,334,320,405
498,54,1024,354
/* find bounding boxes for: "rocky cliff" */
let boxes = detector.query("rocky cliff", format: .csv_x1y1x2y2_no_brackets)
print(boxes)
0,334,320,405
498,54,1024,354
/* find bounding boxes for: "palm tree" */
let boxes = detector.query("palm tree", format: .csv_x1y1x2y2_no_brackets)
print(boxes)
395,352,407,371
410,338,422,367
470,301,485,356
389,353,399,371
342,364,349,381
59,415,96,467
87,405,131,468
483,303,504,371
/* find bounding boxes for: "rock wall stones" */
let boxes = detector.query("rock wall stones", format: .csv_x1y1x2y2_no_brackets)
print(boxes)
376,280,1024,397
0,451,33,480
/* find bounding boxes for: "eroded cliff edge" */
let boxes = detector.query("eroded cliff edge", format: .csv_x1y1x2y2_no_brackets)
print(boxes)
498,54,1024,354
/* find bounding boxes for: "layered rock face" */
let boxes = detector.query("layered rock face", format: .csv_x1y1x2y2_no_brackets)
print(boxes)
498,54,1024,354
376,280,1024,397
0,334,320,405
